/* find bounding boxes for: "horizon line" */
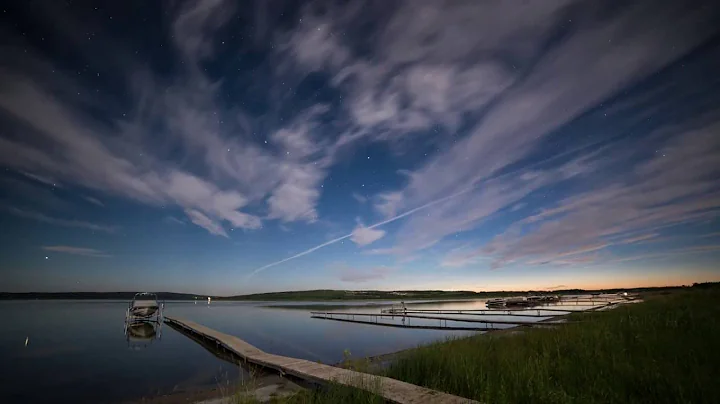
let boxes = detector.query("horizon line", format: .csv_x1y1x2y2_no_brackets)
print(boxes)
2,282,712,297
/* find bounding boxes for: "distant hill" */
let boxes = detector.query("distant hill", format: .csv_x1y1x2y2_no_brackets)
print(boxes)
0,284,705,301
221,289,486,301
221,286,695,301
0,292,213,300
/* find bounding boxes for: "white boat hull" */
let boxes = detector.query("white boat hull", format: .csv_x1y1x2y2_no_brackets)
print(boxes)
130,306,158,318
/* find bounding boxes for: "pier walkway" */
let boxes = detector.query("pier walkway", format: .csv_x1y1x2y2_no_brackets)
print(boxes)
165,316,479,404
310,311,568,330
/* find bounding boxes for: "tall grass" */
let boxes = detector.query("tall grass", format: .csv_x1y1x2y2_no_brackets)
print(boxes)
280,379,384,404
227,378,384,404
383,288,720,403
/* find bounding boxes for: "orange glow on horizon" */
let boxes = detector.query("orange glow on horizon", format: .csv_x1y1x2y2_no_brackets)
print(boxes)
460,272,720,292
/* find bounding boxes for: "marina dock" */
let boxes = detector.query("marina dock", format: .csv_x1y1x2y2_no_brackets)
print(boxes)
309,311,568,330
310,301,619,330
380,302,619,316
164,316,478,404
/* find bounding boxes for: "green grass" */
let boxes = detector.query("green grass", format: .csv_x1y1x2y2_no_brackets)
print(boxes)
225,286,720,403
226,378,383,404
279,380,384,404
382,287,720,404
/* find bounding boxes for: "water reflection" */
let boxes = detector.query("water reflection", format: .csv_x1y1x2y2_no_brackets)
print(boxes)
165,321,316,390
0,297,616,403
125,321,162,350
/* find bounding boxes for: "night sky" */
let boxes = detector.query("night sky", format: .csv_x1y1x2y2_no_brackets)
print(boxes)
1,0,719,295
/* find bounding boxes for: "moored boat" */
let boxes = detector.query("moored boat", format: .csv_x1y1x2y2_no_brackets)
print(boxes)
486,298,506,308
129,292,160,318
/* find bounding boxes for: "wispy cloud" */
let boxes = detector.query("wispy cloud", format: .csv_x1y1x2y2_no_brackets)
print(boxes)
605,245,720,264
0,0,335,237
358,1,720,261
164,216,186,225
42,245,110,258
248,183,483,276
351,192,367,204
618,233,660,245
350,222,385,246
477,121,720,268
19,171,62,188
82,196,104,207
185,209,228,238
4,0,720,280
267,0,720,269
1,176,73,212
7,207,117,233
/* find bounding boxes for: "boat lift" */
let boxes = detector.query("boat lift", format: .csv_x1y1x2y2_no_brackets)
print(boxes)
124,292,164,347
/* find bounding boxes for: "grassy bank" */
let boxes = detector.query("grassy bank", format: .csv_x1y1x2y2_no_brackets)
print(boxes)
225,378,384,404
222,286,719,403
382,287,720,403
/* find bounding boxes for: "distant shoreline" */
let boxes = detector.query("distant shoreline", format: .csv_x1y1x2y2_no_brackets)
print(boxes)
0,285,696,301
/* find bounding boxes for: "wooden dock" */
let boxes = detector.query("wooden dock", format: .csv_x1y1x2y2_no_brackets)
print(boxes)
308,315,496,331
165,316,479,404
381,302,616,316
382,310,558,317
309,302,619,330
310,311,566,329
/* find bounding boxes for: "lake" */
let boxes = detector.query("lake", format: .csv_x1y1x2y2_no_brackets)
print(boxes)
0,298,599,403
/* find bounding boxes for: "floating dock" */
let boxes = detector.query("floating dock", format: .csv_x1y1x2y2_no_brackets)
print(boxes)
311,302,619,330
164,316,478,404
380,309,564,317
380,302,617,316
309,311,567,330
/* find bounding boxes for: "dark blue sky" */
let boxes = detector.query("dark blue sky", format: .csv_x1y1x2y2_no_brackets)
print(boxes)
1,0,719,295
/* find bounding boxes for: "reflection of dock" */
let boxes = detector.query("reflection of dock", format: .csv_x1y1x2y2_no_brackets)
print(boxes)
166,320,246,366
164,316,478,404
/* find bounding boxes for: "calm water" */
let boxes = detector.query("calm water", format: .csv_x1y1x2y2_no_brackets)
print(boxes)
0,299,600,403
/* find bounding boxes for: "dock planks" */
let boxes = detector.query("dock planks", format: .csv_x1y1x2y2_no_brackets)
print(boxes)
309,315,497,331
165,316,479,404
310,311,567,326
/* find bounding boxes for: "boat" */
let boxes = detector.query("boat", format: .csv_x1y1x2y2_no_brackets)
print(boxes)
488,296,555,309
528,295,560,303
123,292,164,348
486,298,506,308
505,297,533,307
128,292,160,318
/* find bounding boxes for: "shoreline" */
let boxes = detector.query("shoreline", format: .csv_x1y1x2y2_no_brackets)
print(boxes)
133,316,561,403
129,299,622,403
132,323,550,403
